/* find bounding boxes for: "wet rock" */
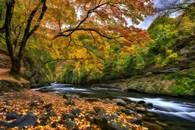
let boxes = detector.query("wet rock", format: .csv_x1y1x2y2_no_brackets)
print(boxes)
137,101,146,105
51,122,58,128
9,112,37,128
40,114,50,125
44,103,53,112
63,94,80,99
85,113,95,122
147,103,153,109
109,113,119,120
103,98,112,103
29,100,43,108
0,121,9,127
109,121,129,130
93,107,106,115
135,106,147,113
71,109,81,116
85,98,100,102
6,112,21,120
94,115,128,130
64,121,76,129
128,116,142,125
47,111,57,117
0,108,5,113
65,99,75,106
61,113,76,120
120,109,136,115
112,99,127,107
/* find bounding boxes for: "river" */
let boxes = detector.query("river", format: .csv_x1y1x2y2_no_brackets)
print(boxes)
34,83,195,130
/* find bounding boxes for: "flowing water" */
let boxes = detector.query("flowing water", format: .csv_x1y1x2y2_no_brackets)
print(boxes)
34,83,195,130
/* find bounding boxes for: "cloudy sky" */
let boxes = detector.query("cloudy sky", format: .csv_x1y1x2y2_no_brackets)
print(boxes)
136,0,186,29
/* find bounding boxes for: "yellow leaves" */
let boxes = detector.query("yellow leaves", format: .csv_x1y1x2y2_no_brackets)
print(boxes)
166,49,178,59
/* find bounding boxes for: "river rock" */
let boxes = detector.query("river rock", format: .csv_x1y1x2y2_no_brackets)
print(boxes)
112,99,127,106
64,120,76,129
85,98,100,102
71,109,81,116
6,112,21,120
0,121,9,127
65,99,75,106
137,100,146,105
63,94,80,99
9,112,37,128
61,113,76,120
135,106,147,113
94,107,106,115
94,114,129,130
85,113,95,122
120,109,136,115
29,100,44,108
0,108,5,113
147,103,153,109
128,116,142,125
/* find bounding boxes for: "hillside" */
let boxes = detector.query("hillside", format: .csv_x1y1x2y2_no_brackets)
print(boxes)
91,4,195,97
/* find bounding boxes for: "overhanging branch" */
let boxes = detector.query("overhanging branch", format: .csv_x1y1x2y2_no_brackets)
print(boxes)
55,28,121,39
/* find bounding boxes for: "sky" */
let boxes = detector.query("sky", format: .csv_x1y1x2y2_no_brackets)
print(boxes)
136,0,185,29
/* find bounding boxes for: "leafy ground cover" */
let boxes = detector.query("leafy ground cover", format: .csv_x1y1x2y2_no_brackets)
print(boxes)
0,90,148,130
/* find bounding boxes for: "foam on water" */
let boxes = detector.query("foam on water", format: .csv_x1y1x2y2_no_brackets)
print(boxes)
128,97,195,121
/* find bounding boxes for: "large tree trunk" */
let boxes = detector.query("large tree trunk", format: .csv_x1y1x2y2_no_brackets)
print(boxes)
2,0,47,76
10,57,21,75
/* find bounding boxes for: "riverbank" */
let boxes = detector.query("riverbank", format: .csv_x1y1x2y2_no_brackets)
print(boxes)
0,89,150,130
91,68,195,97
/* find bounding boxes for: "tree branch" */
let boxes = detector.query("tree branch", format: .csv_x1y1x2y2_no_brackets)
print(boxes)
54,2,108,39
18,0,47,58
55,27,121,39
27,0,47,39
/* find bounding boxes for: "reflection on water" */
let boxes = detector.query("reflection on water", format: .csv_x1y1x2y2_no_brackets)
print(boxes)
34,83,195,130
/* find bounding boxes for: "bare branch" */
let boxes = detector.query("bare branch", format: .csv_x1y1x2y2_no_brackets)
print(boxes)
27,0,47,38
54,2,108,39
55,27,121,39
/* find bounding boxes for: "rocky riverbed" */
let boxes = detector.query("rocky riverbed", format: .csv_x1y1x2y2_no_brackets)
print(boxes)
0,90,149,130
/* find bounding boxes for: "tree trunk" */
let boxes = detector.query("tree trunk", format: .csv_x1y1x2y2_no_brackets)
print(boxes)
10,57,21,75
